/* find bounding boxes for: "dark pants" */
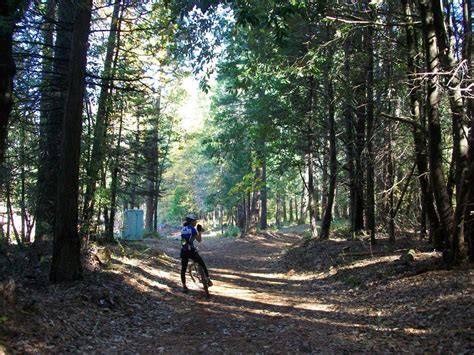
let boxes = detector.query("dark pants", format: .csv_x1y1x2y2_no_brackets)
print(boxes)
180,249,209,285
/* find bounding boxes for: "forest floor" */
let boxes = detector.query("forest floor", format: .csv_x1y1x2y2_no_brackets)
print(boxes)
0,226,473,353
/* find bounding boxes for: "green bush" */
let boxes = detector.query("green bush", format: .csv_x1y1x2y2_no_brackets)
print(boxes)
223,225,240,238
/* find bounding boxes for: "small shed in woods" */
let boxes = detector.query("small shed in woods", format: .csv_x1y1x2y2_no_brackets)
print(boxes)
121,209,144,240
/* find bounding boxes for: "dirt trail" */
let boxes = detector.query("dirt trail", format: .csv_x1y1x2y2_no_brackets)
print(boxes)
1,230,473,353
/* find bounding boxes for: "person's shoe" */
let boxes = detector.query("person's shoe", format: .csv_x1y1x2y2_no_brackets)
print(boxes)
182,285,189,293
207,279,213,287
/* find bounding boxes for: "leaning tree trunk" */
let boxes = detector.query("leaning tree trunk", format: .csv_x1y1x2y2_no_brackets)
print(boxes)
82,0,122,235
418,0,454,260
50,0,92,283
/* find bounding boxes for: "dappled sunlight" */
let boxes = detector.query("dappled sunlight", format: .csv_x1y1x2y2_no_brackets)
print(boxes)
336,255,400,271
110,256,174,293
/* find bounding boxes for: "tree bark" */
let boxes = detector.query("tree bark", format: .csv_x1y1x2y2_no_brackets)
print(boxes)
432,0,469,262
35,0,56,240
320,29,337,240
403,0,442,248
288,197,293,222
259,142,268,230
248,168,262,234
344,41,357,238
130,117,140,209
106,96,124,241
299,181,306,224
365,9,376,244
237,198,246,237
275,193,282,228
36,0,74,238
145,95,161,232
50,0,92,283
354,74,365,234
282,195,287,224
306,77,318,238
462,0,474,261
418,0,455,259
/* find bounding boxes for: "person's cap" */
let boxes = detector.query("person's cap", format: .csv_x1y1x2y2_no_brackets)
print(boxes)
185,213,198,221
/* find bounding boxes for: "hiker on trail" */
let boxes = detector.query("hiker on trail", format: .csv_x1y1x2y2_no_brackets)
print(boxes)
180,214,213,293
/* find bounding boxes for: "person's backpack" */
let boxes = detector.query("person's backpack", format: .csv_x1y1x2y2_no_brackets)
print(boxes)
181,226,194,250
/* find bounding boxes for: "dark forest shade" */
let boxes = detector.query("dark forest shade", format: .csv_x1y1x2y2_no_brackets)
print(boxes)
0,1,27,166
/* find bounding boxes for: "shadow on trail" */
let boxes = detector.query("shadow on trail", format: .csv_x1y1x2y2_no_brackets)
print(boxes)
3,232,471,353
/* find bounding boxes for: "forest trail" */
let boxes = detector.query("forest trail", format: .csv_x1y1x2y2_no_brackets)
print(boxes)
1,229,473,353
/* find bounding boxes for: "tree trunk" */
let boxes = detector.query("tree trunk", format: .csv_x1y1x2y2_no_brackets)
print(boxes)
343,40,360,237
294,197,299,223
260,143,268,230
36,0,74,238
320,26,337,240
418,0,455,259
145,95,161,232
289,197,294,223
432,0,469,263
20,124,26,243
321,142,328,212
238,197,247,237
106,97,124,241
306,76,318,238
282,195,287,224
354,81,365,234
387,123,396,242
276,194,282,228
248,168,262,234
462,0,474,261
6,179,20,245
82,0,122,234
364,9,376,244
402,0,443,248
50,0,92,283
35,0,56,240
299,183,306,224
130,118,140,209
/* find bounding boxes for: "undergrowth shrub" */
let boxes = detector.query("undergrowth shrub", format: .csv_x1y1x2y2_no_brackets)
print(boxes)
223,225,240,237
